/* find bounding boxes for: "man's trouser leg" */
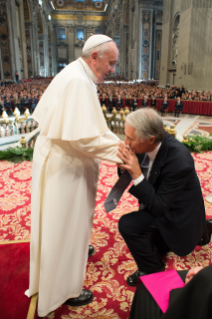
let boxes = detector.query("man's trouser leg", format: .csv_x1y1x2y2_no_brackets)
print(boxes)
118,210,169,272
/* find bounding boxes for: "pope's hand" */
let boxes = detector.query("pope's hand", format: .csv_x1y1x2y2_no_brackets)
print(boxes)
185,266,203,285
117,144,142,180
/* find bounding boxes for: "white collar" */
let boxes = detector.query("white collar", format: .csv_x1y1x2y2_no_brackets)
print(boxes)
78,58,97,83
147,142,162,162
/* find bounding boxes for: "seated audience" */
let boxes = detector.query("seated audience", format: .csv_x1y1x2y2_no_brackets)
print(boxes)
131,97,138,111
4,95,12,116
108,95,114,113
160,95,169,116
21,94,29,114
150,95,157,109
101,94,107,106
174,97,183,117
142,95,148,107
116,94,123,111
13,93,21,112
31,94,38,112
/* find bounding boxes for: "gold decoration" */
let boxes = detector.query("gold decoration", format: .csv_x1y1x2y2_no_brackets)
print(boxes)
108,107,117,122
163,124,168,132
168,124,176,138
20,136,27,148
101,104,107,120
119,108,125,121
182,135,188,143
24,108,30,116
83,16,108,21
124,107,130,116
13,107,20,116
1,108,8,124
51,14,77,20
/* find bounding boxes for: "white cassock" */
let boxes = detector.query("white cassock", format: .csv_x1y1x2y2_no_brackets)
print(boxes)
27,58,122,317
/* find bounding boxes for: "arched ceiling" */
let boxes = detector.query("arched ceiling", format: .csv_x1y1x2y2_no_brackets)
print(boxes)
50,0,108,12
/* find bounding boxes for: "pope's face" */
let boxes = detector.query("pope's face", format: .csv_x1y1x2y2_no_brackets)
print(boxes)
93,42,119,83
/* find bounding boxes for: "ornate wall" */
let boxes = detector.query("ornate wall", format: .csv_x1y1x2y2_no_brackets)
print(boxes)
160,0,212,90
0,3,12,80
0,0,52,81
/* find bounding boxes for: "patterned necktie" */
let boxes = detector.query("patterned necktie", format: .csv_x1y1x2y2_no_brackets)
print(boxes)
140,154,150,179
104,170,132,213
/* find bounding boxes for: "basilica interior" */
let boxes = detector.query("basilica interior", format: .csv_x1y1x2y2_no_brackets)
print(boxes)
1,1,212,319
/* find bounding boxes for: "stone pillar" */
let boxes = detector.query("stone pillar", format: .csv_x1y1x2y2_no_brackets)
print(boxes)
175,0,212,91
139,8,152,79
52,26,57,76
25,23,33,78
0,2,13,80
48,44,52,76
38,36,45,76
119,5,125,76
19,0,28,79
159,0,172,87
67,26,75,62
43,17,49,77
7,0,21,80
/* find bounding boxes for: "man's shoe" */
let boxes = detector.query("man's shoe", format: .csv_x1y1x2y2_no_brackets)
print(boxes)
88,245,95,258
198,220,212,246
65,289,93,307
127,265,165,287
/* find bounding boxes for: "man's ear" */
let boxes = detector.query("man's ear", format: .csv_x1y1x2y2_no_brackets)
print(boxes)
149,136,156,145
90,51,98,63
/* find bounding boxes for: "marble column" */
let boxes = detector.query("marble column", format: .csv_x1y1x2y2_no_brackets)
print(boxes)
119,5,125,77
7,0,21,80
139,8,152,79
25,22,33,78
176,0,212,91
52,26,57,76
67,26,75,63
19,0,28,79
159,0,172,87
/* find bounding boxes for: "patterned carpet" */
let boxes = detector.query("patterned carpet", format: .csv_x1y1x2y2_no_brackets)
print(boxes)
0,154,212,318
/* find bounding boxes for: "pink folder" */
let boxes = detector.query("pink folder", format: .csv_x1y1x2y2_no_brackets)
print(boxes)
139,269,185,313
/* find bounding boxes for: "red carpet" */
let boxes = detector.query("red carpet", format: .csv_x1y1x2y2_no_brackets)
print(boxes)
0,242,31,319
0,153,212,318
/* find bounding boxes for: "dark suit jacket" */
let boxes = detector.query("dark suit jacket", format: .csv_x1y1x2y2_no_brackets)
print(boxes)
100,98,107,106
175,101,183,110
161,100,169,108
128,133,206,256
150,99,157,107
132,99,138,110
108,98,114,108
116,98,123,110
142,99,148,107
178,87,185,97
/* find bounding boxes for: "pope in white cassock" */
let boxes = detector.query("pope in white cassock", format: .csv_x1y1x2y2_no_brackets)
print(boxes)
26,35,122,317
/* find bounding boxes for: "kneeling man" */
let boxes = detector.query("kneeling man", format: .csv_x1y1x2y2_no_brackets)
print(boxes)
117,108,206,286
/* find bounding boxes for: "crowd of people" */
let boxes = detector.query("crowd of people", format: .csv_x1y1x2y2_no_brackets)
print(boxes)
98,82,212,102
1,78,211,118
0,79,51,116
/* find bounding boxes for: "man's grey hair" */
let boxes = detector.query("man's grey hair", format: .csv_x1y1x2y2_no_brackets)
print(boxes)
126,108,166,143
81,42,112,59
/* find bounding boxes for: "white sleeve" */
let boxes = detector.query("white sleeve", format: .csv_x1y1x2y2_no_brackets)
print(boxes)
71,130,123,163
133,174,145,186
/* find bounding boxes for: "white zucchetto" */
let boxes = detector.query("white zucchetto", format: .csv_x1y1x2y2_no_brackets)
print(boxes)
82,34,113,52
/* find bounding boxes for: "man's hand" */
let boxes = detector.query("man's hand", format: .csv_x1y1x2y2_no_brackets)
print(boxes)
185,266,203,285
117,144,142,180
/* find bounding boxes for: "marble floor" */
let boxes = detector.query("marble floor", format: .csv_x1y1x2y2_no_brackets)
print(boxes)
162,113,212,137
